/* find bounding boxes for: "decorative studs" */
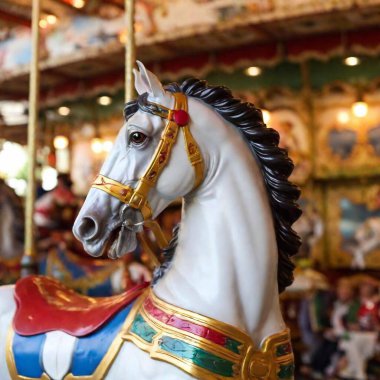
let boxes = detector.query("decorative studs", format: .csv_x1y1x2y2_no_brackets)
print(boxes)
188,143,196,155
159,152,167,164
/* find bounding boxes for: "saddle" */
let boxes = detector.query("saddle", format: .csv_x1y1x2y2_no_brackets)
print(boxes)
13,275,148,336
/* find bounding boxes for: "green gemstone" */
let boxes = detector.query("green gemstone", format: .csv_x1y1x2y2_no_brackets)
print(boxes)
277,362,295,379
159,336,235,377
276,342,292,357
225,337,241,354
131,313,157,343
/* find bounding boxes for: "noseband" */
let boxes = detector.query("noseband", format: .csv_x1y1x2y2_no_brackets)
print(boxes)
92,92,204,250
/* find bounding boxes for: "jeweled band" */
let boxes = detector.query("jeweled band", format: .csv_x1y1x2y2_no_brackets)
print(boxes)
92,92,204,224
123,289,295,380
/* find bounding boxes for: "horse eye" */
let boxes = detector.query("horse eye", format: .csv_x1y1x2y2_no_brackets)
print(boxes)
129,131,147,146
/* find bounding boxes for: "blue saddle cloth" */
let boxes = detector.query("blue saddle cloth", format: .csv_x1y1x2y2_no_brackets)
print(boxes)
11,302,134,378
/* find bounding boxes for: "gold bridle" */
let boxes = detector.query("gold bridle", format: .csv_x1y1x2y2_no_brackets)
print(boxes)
92,92,204,256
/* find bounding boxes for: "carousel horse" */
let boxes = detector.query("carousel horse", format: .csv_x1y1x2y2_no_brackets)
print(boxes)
0,179,24,284
348,217,380,269
0,62,301,380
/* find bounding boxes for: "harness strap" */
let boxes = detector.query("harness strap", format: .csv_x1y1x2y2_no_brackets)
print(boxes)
92,92,204,251
123,289,295,380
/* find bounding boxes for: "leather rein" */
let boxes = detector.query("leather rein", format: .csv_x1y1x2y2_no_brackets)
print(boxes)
92,92,204,256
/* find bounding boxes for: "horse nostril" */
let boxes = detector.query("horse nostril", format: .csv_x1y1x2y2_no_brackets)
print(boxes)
78,216,99,240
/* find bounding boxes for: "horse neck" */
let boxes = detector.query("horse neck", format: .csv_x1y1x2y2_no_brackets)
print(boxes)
154,123,285,345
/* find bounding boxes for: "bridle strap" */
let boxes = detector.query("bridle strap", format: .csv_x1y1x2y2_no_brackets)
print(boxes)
176,93,204,189
92,92,204,251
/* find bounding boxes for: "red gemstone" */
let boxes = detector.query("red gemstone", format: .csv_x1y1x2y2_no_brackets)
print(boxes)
173,110,190,126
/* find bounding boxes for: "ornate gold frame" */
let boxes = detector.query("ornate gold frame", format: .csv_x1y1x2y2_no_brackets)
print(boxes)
326,184,380,268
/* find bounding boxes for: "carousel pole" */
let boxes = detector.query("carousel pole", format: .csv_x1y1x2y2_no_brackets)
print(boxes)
125,0,136,102
21,0,41,275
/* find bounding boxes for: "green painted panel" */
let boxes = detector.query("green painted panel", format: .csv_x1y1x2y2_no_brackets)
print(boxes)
309,56,380,89
130,313,157,343
159,336,235,377
205,62,303,91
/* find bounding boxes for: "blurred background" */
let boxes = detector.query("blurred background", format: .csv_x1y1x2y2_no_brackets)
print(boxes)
1,1,380,379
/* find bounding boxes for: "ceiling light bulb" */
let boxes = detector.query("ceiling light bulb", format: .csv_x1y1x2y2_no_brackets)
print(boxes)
245,66,262,77
72,0,85,9
91,138,103,154
344,56,361,66
39,19,48,29
352,101,368,118
337,111,350,124
57,106,71,116
53,136,69,150
97,96,112,106
46,15,57,25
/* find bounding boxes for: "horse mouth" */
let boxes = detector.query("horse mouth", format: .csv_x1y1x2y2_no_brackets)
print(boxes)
101,226,122,257
101,224,138,259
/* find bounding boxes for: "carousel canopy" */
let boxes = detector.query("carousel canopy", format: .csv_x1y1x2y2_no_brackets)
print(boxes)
1,0,380,106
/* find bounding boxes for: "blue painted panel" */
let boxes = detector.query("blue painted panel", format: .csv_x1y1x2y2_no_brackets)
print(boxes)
13,332,45,378
71,302,134,376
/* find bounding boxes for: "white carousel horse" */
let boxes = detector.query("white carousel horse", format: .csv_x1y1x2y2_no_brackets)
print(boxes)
0,62,300,380
349,217,380,269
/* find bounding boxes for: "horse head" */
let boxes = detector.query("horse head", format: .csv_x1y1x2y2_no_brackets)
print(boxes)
73,62,203,259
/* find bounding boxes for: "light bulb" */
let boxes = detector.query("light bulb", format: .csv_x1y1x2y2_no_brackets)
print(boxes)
344,56,360,66
352,101,368,118
91,138,103,154
58,106,70,116
337,111,350,124
97,96,112,106
39,19,48,28
245,66,262,77
46,15,57,25
53,136,69,150
72,0,85,9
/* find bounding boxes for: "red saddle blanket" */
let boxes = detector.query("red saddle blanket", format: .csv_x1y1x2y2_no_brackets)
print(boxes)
14,275,148,337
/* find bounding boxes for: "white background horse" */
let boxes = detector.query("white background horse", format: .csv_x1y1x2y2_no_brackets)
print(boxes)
0,63,300,379
348,217,380,269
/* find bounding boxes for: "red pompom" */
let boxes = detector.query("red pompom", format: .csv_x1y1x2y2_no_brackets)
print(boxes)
173,109,190,126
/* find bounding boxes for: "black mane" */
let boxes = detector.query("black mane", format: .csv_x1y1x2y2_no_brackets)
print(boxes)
124,79,301,293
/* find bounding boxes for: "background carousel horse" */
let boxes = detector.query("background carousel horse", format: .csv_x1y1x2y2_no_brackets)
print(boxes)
0,179,24,284
347,217,380,269
0,62,300,380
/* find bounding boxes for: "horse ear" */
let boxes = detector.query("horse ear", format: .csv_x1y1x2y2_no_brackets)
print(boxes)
136,60,165,98
133,68,148,95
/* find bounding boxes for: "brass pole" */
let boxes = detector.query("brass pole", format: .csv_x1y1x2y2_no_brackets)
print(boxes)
22,0,40,274
125,0,136,102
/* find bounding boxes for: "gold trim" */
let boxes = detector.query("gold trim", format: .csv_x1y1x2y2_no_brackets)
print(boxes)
149,290,252,345
138,307,241,362
123,289,294,380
